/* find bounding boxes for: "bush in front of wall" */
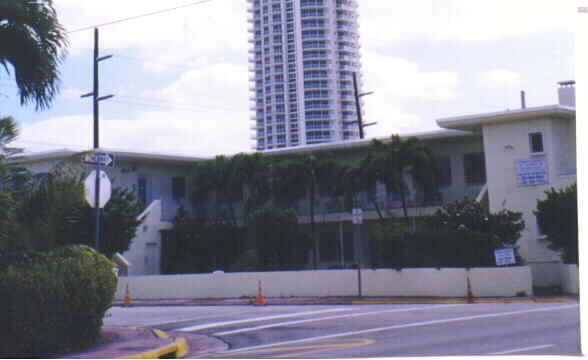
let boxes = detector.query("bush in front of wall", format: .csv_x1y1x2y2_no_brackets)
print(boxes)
0,245,117,358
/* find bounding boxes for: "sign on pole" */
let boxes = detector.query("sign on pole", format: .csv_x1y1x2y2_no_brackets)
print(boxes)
352,208,363,224
494,248,516,266
83,152,115,168
84,170,112,208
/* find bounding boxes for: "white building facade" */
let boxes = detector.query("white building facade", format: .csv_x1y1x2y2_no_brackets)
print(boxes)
437,81,577,286
248,0,364,151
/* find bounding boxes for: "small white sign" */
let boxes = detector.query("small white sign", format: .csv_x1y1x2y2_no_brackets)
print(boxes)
352,208,363,224
83,152,115,168
494,248,516,266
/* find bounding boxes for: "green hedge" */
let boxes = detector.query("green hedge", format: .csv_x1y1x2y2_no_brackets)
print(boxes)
0,246,117,358
376,230,513,269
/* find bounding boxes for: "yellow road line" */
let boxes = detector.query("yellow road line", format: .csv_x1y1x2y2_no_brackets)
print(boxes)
152,329,169,339
274,338,376,358
124,335,189,359
223,338,375,357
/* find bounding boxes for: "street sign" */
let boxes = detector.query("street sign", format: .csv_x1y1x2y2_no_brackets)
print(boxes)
352,208,363,224
83,152,115,168
494,248,516,266
84,170,112,208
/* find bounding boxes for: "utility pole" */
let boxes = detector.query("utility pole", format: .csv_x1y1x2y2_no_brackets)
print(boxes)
81,27,114,253
352,72,375,139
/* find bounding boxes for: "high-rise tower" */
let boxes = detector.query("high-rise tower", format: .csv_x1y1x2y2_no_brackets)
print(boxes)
247,0,363,151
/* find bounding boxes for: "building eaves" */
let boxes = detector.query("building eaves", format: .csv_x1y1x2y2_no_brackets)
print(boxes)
261,128,477,157
9,148,204,165
10,129,478,164
436,105,576,131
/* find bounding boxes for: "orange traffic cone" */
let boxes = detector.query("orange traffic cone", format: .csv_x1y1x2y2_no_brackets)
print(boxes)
124,284,132,307
256,280,265,306
466,276,474,304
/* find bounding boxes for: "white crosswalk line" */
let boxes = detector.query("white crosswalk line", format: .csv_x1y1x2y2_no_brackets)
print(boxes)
488,344,554,355
214,304,464,336
174,308,354,332
223,304,578,354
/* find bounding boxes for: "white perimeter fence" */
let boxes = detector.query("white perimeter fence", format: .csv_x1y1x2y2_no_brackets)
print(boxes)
115,266,536,300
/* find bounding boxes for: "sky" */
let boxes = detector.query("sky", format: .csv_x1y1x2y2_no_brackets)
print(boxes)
0,0,581,157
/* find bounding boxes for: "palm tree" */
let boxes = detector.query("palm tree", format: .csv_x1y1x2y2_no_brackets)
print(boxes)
0,117,22,251
370,135,432,222
269,151,339,269
0,117,24,189
0,0,68,110
232,152,271,217
192,155,242,226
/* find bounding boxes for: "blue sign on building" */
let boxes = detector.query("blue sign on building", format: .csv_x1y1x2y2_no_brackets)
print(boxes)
516,158,548,185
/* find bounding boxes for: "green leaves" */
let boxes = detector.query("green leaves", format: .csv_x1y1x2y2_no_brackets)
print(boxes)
534,184,578,264
367,135,433,219
0,246,117,357
0,0,68,110
434,197,525,247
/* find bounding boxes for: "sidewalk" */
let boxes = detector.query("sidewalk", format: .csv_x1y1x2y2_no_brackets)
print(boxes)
57,327,227,359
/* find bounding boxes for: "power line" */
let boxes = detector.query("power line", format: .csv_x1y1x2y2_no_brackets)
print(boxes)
109,97,242,114
67,0,216,34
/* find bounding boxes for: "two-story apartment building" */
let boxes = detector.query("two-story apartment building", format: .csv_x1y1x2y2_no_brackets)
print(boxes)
11,82,576,286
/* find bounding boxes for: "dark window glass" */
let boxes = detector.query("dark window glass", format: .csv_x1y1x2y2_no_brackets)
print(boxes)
319,232,338,262
529,132,544,153
464,152,486,185
433,156,452,186
172,177,186,199
138,177,147,209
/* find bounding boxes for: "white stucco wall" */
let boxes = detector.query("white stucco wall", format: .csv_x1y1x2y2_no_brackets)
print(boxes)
481,116,576,286
560,264,579,295
123,200,173,276
115,266,533,299
104,160,194,222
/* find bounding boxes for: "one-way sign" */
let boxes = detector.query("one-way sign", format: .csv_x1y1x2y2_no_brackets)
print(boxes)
83,152,115,168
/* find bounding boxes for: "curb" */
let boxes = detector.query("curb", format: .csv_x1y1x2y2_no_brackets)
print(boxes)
113,296,577,307
352,297,576,305
123,329,189,359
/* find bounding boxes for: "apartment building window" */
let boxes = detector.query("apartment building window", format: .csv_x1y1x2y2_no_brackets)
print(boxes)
172,177,186,199
319,232,338,262
529,132,544,154
464,152,486,185
432,156,452,187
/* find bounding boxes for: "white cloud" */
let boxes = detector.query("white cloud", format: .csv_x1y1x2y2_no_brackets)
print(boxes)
478,69,522,88
359,0,574,49
58,0,248,71
16,61,252,157
362,52,457,102
364,109,430,140
17,109,250,157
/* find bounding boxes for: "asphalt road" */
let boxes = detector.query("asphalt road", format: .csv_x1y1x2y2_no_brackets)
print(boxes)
105,302,581,357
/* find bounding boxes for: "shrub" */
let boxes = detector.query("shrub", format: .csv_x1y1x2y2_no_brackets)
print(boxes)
0,246,117,358
376,229,501,268
535,184,578,264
